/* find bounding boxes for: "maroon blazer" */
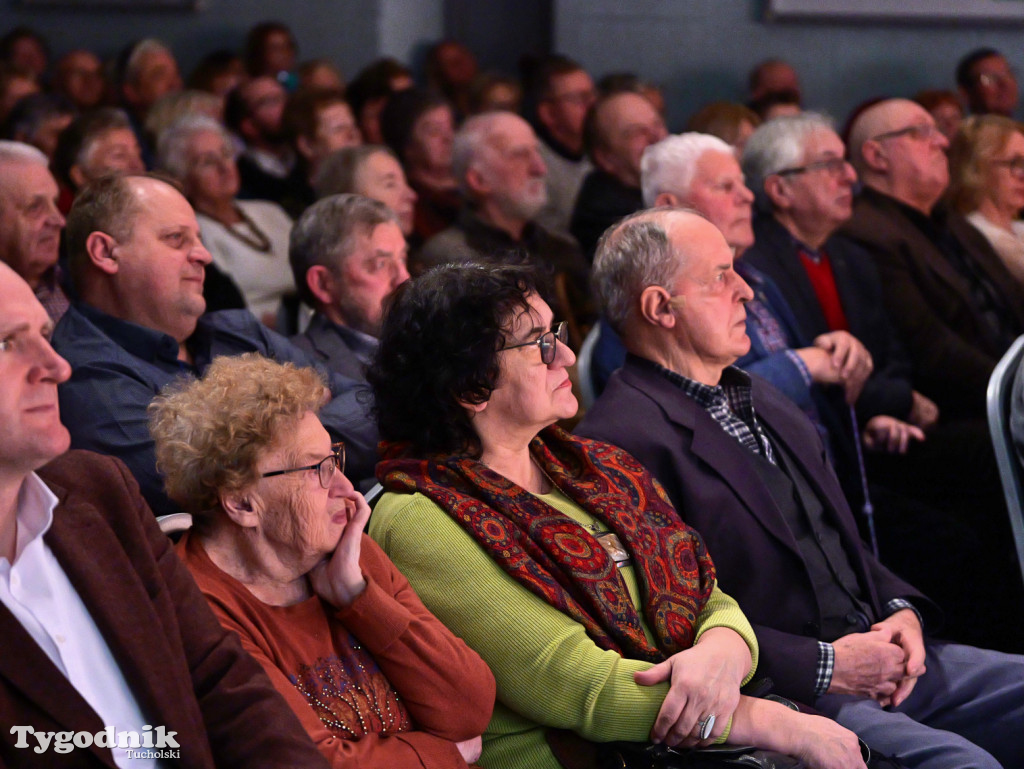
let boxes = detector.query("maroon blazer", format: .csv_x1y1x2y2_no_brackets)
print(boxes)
576,357,936,705
0,450,329,769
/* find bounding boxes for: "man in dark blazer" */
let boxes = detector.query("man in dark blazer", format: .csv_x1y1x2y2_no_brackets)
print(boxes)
289,193,409,381
576,207,1024,769
0,261,328,769
841,98,1024,421
739,114,1022,650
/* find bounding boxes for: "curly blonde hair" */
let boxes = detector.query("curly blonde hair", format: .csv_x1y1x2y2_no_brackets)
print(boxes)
148,353,329,525
947,114,1024,214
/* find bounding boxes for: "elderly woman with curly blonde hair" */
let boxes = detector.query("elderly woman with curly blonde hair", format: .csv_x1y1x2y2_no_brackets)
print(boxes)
947,114,1024,286
148,353,495,769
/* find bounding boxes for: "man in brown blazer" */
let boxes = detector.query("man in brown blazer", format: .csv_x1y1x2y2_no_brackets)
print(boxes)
841,98,1024,420
0,259,328,768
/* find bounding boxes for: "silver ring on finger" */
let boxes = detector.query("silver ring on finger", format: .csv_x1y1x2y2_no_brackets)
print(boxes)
697,714,716,740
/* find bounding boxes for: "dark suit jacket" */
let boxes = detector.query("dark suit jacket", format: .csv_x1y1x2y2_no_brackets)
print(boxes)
839,187,1024,418
291,312,375,382
0,451,328,769
576,357,934,704
744,214,914,423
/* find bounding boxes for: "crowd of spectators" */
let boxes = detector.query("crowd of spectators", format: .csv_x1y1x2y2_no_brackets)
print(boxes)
3,18,1024,769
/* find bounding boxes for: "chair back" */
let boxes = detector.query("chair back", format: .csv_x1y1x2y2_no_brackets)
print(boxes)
987,333,1024,587
576,323,602,410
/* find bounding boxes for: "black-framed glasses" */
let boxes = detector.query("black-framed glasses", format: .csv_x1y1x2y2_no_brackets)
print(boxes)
774,157,850,178
261,442,345,489
870,123,941,143
992,156,1024,177
502,321,568,365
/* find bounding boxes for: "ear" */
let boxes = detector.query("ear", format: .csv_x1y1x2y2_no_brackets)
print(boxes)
859,139,888,173
85,231,121,275
458,397,488,414
464,163,490,197
536,100,555,130
654,191,679,208
219,488,260,528
763,174,790,210
69,164,87,190
296,133,316,163
305,264,337,307
638,285,678,329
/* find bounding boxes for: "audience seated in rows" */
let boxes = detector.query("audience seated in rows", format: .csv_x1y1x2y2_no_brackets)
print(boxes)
157,115,296,327
740,113,1022,649
51,174,378,516
149,353,494,768
2,92,74,161
226,75,294,202
369,260,868,769
115,38,183,166
576,207,1024,769
289,194,408,380
0,261,331,769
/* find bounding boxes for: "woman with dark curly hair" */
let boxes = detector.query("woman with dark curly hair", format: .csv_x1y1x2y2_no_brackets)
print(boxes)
367,262,866,769
148,353,494,769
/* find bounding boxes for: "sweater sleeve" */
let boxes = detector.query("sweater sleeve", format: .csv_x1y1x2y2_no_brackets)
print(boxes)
334,536,496,741
369,492,757,744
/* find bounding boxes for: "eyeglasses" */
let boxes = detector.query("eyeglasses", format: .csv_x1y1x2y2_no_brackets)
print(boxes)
502,321,568,365
992,156,1024,177
261,442,345,489
870,123,942,143
774,157,850,178
978,71,1017,88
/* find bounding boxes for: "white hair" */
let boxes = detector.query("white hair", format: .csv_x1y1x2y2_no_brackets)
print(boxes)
741,112,836,200
641,132,735,208
156,114,232,182
0,139,48,168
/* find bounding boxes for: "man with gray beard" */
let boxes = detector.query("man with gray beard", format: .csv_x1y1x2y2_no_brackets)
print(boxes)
419,111,594,333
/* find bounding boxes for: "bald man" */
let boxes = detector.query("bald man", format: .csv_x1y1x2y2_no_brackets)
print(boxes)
841,98,1024,420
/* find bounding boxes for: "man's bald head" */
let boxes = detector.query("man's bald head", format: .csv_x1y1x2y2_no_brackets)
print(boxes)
847,98,950,213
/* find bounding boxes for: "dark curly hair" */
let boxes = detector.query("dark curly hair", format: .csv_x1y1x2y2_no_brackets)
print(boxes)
368,261,539,458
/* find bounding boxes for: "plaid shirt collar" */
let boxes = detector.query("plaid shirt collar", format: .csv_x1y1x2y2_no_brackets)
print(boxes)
653,363,775,463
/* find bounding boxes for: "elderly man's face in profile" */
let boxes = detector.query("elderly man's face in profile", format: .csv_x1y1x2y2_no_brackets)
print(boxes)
684,150,755,253
0,161,65,288
665,216,754,373
0,264,71,476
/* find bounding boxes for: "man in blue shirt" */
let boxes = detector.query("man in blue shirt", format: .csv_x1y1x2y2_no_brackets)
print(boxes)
52,173,378,517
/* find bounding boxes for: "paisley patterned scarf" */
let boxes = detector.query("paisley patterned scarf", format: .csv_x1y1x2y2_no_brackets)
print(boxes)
377,425,716,662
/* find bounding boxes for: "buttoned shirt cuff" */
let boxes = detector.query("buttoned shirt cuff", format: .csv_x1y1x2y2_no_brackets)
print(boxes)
814,641,835,696
784,349,813,387
884,598,924,631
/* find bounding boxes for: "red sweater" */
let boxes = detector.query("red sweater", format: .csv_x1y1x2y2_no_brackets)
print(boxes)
177,532,496,769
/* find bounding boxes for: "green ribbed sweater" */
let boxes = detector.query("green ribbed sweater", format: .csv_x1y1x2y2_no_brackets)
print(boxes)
369,488,758,769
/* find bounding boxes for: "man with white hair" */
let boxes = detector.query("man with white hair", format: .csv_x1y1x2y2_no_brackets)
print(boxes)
0,140,68,322
591,132,874,431
419,110,593,330
290,194,409,380
841,98,1024,420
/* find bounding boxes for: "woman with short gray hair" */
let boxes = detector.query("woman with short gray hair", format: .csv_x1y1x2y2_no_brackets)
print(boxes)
158,114,295,327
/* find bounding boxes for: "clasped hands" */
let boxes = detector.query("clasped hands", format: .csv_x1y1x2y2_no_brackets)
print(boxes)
634,626,751,747
828,609,927,708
